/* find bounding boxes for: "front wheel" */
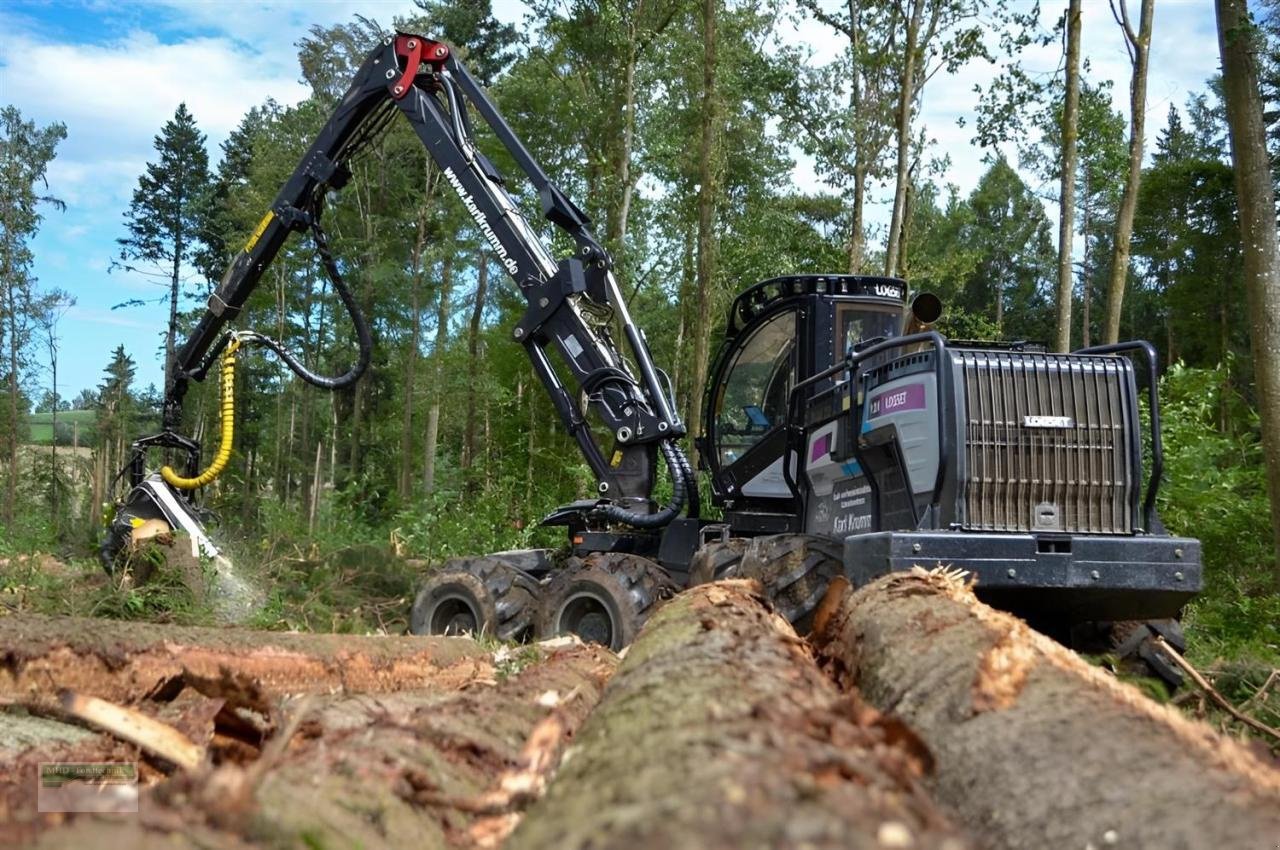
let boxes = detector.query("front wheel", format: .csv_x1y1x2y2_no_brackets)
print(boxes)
410,557,539,641
735,534,844,632
539,553,675,650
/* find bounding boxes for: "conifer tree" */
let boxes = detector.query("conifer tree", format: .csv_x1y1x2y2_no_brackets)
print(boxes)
116,103,211,388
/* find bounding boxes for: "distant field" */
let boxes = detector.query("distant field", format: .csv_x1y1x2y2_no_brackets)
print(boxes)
25,409,96,444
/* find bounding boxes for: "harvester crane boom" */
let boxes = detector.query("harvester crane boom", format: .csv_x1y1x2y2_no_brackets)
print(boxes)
150,32,695,526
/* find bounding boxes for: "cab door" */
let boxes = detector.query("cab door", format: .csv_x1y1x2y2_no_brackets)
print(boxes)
706,307,799,505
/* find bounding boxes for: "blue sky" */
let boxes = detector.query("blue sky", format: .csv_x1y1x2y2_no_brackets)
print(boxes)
1,0,1221,402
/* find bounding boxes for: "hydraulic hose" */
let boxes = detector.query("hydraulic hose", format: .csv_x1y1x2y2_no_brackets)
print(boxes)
161,337,242,490
592,439,689,529
243,204,372,390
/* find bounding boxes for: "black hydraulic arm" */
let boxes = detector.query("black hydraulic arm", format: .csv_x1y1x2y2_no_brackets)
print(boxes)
164,33,697,523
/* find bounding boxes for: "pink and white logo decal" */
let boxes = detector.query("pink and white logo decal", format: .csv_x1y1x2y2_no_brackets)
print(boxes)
868,383,926,418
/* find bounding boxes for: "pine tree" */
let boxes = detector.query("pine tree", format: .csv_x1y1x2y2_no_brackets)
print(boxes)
194,104,272,287
95,345,137,502
116,103,211,390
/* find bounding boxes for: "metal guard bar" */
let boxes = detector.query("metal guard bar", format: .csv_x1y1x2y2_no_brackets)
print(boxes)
1072,340,1163,533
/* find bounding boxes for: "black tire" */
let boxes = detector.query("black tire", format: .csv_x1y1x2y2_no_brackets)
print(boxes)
410,557,540,641
539,553,676,650
735,534,844,632
687,538,749,586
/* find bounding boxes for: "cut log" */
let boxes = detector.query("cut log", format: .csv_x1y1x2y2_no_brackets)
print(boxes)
0,613,491,705
812,568,1280,850
8,643,617,850
511,580,970,850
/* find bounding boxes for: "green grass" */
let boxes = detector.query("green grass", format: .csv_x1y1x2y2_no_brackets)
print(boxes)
24,409,96,444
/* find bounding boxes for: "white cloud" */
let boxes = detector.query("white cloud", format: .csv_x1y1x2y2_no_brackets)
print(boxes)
66,305,155,330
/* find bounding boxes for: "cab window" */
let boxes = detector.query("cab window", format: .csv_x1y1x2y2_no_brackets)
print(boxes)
835,304,903,361
714,310,796,467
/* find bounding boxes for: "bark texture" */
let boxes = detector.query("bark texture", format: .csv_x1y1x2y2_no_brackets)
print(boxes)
687,0,719,468
1217,0,1280,588
1054,0,1083,352
813,569,1280,850
0,613,491,704
1103,0,1154,344
512,580,970,850
5,641,616,849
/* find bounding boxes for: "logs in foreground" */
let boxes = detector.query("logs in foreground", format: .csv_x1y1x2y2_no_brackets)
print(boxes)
1,612,616,850
511,580,970,850
0,613,491,702
812,568,1280,850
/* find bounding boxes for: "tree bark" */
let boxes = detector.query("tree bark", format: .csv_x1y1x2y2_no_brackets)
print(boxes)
884,0,927,278
1103,0,1154,344
1080,203,1092,348
0,613,491,704
687,0,719,467
848,167,868,273
812,570,1280,850
424,256,452,495
400,216,428,501
1055,0,1083,352
5,636,615,850
1217,0,1280,588
5,279,18,527
512,581,970,849
462,254,488,481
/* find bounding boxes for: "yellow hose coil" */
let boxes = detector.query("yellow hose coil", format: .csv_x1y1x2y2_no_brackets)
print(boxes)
161,337,242,490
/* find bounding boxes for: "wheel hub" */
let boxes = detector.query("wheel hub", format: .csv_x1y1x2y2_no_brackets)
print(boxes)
558,592,616,647
431,597,480,635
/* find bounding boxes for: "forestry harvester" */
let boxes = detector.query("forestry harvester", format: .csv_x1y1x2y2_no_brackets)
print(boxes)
104,32,1202,683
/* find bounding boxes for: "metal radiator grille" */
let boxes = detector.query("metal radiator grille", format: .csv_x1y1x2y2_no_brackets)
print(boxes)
958,351,1134,534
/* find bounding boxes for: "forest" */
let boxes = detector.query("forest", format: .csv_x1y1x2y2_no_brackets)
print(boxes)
2,0,1280,845
1,0,1279,771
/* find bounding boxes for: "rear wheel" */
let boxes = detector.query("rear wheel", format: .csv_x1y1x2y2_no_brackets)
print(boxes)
539,553,676,650
410,557,539,641
736,534,844,632
687,538,749,586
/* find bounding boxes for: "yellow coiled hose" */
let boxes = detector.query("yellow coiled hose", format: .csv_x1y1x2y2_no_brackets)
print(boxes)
161,337,242,489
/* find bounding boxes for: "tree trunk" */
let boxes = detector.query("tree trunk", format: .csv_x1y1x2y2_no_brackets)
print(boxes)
1055,0,1083,352
5,279,18,527
424,256,452,495
49,335,58,540
511,581,969,849
688,0,719,467
812,570,1280,849
0,613,492,703
1080,203,1092,348
1217,0,1280,587
884,0,923,278
1103,0,1154,344
895,174,914,277
848,167,868,274
462,254,488,481
308,439,321,535
166,238,181,391
399,220,428,501
609,38,640,253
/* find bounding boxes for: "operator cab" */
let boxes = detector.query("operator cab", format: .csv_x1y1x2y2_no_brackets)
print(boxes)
698,275,907,533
